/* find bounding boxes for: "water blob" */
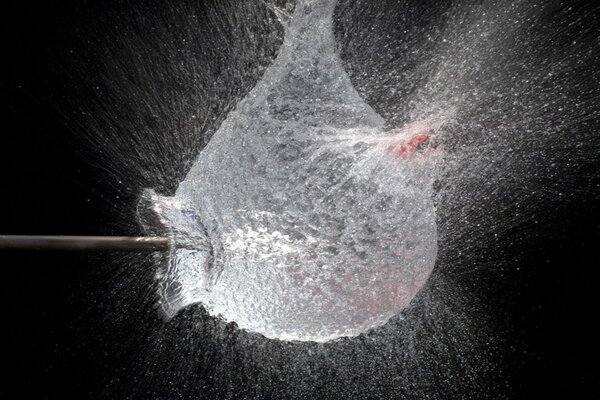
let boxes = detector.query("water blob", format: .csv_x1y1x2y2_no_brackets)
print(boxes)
140,0,442,342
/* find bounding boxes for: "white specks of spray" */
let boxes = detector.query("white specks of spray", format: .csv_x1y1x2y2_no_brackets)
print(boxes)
59,0,599,395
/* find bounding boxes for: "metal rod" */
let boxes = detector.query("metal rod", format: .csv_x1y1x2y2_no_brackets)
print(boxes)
0,235,170,251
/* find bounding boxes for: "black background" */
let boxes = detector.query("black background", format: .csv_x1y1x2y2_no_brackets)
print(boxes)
1,0,599,398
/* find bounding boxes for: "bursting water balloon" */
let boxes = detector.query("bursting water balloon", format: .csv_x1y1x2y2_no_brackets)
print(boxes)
140,0,441,342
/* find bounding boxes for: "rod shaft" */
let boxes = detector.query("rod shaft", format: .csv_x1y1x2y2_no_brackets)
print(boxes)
0,235,169,251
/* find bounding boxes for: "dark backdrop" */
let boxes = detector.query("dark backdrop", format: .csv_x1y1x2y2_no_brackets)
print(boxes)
1,0,599,399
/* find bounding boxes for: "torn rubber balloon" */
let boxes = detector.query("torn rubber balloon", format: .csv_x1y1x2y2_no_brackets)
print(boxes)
140,0,440,342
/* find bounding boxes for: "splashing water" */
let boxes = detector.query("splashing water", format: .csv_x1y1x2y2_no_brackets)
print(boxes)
140,0,442,342
39,0,599,395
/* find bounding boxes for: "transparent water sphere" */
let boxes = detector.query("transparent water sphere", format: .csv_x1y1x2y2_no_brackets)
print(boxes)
140,0,439,342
